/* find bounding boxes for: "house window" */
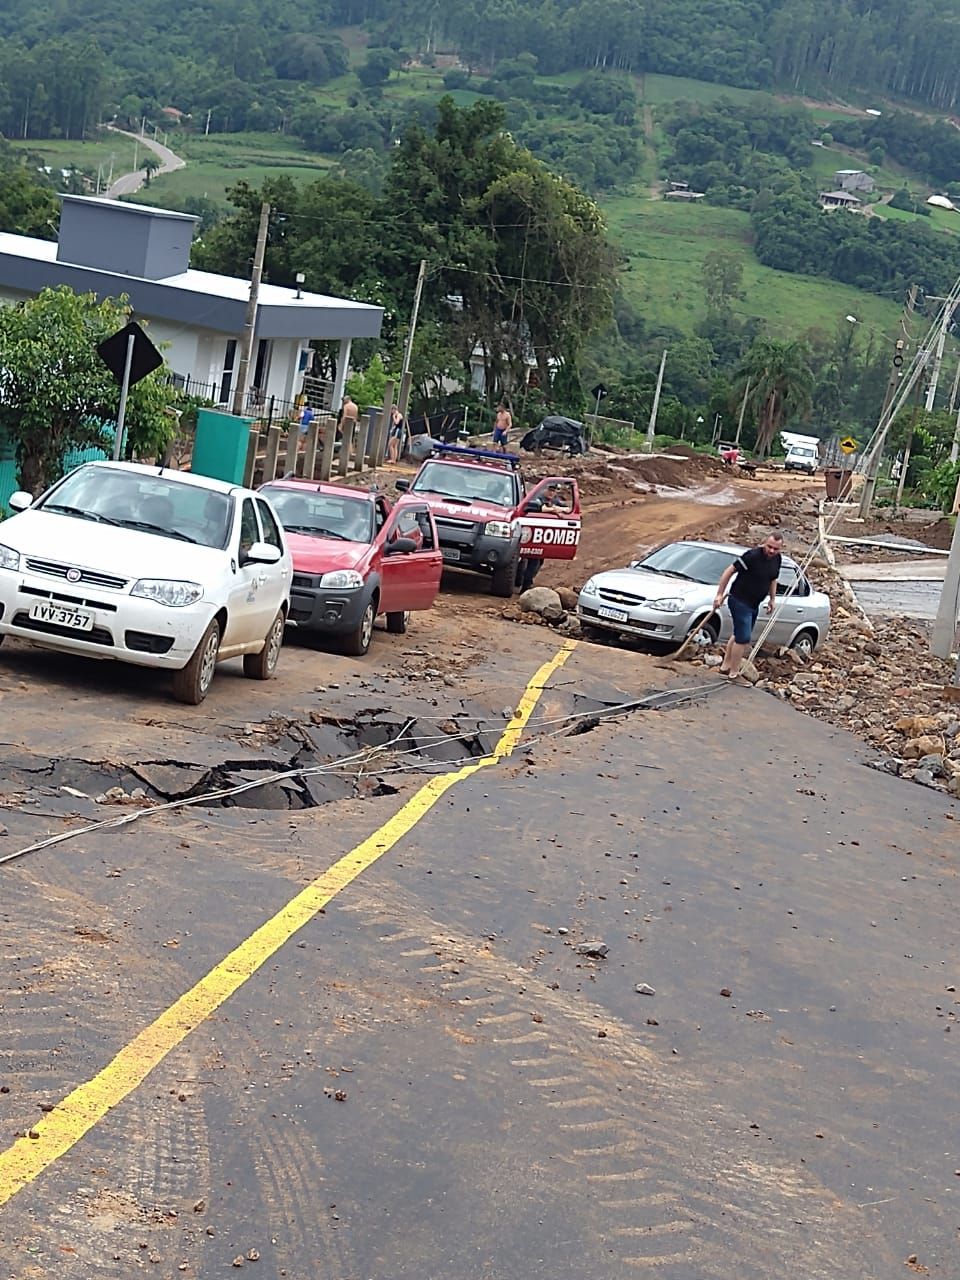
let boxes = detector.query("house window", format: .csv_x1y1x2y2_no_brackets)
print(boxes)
219,339,237,405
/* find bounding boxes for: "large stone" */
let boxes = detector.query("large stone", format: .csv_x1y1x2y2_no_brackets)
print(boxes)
519,587,563,616
902,735,945,760
895,715,940,736
556,586,579,611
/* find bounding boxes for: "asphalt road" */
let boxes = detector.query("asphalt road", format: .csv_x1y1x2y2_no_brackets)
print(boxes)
106,128,185,199
0,623,957,1278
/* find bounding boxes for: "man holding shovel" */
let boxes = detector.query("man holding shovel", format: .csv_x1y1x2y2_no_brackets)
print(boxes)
714,531,783,679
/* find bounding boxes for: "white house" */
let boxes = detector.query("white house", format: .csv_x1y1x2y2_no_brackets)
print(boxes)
0,196,383,413
819,189,862,211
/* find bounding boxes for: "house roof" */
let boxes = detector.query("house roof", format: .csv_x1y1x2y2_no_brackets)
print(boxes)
0,201,383,342
819,190,861,202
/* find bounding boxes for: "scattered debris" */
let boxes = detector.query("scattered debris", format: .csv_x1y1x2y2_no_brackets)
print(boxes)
576,942,609,959
635,983,656,996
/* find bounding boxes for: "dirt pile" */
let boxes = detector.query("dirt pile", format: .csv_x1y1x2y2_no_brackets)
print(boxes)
690,567,960,794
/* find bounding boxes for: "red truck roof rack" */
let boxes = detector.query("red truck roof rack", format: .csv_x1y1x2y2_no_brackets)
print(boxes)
433,443,522,471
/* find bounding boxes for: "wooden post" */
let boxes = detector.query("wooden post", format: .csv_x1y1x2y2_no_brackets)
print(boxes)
263,424,282,484
318,415,337,480
374,380,395,467
243,426,260,487
355,407,377,473
338,417,355,477
370,409,389,470
283,424,298,477
303,420,319,480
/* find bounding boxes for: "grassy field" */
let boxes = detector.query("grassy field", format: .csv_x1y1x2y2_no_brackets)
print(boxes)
10,135,141,186
605,194,903,338
636,73,760,105
143,131,332,204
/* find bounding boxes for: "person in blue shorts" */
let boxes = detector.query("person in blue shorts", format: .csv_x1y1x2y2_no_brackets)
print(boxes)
713,531,783,679
492,403,512,451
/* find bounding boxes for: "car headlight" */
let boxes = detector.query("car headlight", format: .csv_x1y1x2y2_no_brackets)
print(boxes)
319,569,364,589
484,520,516,539
0,543,19,572
648,597,685,613
582,577,599,595
131,579,204,607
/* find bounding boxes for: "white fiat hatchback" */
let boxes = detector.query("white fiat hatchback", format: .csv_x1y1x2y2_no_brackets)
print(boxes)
0,462,292,703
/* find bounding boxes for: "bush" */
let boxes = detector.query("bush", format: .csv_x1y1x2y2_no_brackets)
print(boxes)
442,68,471,91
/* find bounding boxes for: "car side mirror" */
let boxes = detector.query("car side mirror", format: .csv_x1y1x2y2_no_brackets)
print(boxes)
241,541,282,566
8,491,32,512
385,537,418,555
395,479,410,493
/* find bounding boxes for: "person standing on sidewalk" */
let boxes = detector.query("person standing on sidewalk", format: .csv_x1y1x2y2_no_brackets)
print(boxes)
714,531,783,679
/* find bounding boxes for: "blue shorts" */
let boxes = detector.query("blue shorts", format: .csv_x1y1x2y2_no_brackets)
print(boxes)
728,595,758,644
492,426,509,445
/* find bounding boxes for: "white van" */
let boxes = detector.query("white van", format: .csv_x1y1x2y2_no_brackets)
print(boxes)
784,443,819,474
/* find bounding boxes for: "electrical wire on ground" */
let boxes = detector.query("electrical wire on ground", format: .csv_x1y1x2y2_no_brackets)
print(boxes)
0,679,725,870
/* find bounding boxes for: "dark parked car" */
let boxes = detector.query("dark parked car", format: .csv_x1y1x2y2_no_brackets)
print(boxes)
520,415,587,456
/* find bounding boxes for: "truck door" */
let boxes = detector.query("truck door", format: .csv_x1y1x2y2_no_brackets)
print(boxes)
517,478,581,561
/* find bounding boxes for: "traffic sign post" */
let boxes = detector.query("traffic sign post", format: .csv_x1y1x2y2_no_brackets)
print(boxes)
839,436,858,455
97,321,163,461
590,382,608,425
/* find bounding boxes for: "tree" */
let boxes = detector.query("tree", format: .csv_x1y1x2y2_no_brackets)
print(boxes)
357,48,398,88
141,155,161,185
701,249,743,313
737,338,814,455
0,287,179,493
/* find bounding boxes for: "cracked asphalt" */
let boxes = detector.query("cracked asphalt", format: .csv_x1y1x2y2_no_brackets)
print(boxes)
0,618,957,1279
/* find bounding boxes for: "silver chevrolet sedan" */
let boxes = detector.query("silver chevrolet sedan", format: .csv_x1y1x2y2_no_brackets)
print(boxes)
577,539,831,655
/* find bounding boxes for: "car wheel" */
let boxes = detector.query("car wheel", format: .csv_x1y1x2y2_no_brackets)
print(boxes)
342,599,375,656
688,615,720,648
386,610,409,634
243,610,284,680
172,619,220,705
789,628,818,658
491,552,519,598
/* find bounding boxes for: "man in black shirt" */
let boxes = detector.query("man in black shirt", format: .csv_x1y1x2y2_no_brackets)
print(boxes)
713,532,784,679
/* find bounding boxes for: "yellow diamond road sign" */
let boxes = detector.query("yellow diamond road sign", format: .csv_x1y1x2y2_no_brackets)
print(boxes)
839,436,858,454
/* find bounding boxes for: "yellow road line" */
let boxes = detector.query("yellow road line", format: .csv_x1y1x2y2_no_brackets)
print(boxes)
0,639,577,1208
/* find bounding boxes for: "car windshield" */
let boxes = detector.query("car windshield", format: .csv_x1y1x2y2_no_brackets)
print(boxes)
412,461,515,507
40,466,232,549
262,486,373,543
792,448,816,458
636,543,736,585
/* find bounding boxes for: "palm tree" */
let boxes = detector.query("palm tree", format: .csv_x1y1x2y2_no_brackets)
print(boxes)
141,155,161,186
736,339,814,456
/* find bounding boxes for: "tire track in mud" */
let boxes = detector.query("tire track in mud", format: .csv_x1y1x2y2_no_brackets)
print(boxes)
332,888,896,1279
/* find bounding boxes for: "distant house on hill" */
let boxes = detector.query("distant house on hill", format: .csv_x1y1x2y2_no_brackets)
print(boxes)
663,189,705,202
819,189,862,211
835,169,875,194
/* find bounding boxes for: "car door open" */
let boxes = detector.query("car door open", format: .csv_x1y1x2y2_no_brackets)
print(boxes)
517,478,581,562
381,505,443,611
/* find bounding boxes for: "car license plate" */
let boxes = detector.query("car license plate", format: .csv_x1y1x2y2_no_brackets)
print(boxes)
598,606,629,622
442,548,462,562
28,601,94,631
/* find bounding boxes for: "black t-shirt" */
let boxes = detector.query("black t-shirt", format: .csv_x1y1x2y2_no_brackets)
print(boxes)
729,546,781,608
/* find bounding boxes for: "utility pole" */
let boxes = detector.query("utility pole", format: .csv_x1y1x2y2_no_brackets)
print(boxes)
734,376,751,446
924,298,951,411
858,283,917,518
895,380,924,507
398,258,427,417
645,349,668,449
231,202,270,417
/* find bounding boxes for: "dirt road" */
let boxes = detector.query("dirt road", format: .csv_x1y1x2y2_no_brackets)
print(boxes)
106,127,185,198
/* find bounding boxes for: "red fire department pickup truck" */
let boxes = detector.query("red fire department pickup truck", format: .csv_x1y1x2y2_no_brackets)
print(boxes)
258,478,442,655
395,444,581,595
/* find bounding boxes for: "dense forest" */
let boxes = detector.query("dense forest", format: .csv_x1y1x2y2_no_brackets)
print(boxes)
3,0,960,141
